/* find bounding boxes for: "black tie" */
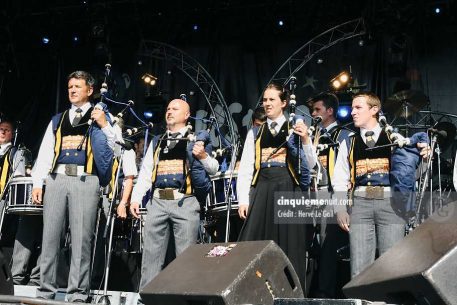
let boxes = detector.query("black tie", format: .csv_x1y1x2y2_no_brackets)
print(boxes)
365,131,376,148
270,122,278,136
72,108,83,127
168,132,180,150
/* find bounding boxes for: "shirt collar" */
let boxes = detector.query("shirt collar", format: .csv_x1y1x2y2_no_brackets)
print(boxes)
0,142,12,156
360,123,382,139
266,115,286,128
323,121,338,132
167,126,189,137
71,102,92,115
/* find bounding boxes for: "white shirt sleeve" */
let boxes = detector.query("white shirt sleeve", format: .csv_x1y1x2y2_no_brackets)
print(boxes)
237,129,255,206
454,150,457,191
199,155,219,175
331,139,351,192
303,143,317,169
32,121,55,189
131,140,155,204
101,123,116,150
122,149,138,177
12,149,26,177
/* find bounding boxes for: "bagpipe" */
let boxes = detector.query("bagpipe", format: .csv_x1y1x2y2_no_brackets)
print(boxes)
366,112,429,221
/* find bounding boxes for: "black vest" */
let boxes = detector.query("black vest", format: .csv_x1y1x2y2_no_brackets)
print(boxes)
352,130,391,186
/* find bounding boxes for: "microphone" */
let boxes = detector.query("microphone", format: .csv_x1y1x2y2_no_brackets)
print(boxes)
113,100,134,124
87,102,107,125
115,140,134,150
180,94,187,101
378,112,388,127
289,76,297,92
312,116,322,125
428,128,447,138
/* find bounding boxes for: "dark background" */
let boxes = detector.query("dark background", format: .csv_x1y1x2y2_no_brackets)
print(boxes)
1,0,456,160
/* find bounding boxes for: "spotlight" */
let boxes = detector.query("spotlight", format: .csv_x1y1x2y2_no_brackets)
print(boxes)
193,24,198,31
317,58,323,64
337,106,351,120
339,72,349,83
278,20,284,26
358,39,364,46
137,60,143,66
42,37,50,44
144,111,154,119
141,73,157,86
73,36,79,42
330,71,351,90
332,80,341,89
435,7,440,14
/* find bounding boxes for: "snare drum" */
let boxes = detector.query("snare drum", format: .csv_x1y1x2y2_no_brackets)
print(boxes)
206,171,239,213
6,177,43,215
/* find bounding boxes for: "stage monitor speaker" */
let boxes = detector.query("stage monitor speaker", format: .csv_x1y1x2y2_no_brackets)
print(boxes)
274,299,377,305
0,249,14,295
141,240,304,305
343,202,457,305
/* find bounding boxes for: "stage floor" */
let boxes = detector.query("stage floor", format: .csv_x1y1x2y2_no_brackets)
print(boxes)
14,285,141,305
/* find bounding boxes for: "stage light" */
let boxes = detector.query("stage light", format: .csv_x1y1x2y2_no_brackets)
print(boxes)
137,60,142,66
317,58,323,64
435,7,441,14
193,24,198,31
339,72,349,83
278,20,284,26
337,106,351,119
358,39,364,46
144,111,154,119
42,37,50,44
332,80,341,89
141,73,157,86
73,36,79,42
330,71,351,90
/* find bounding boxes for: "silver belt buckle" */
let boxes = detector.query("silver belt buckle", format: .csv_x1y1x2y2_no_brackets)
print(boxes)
158,189,175,200
365,186,384,199
65,164,78,176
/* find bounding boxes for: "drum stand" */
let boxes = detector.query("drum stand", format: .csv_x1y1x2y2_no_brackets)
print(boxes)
96,148,126,305
223,140,240,242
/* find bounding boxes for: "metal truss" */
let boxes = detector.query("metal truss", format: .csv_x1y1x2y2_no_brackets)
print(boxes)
138,40,239,148
257,18,367,105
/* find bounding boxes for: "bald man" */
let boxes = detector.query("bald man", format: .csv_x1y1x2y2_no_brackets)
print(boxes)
130,99,219,290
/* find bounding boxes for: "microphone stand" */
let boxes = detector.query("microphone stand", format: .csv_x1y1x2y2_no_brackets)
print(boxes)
224,139,240,242
415,133,438,225
96,146,125,305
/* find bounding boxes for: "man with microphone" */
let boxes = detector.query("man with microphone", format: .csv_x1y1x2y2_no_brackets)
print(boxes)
32,70,116,302
129,98,219,293
307,92,352,298
332,92,429,278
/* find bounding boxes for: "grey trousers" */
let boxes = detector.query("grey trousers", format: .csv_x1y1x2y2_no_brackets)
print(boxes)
37,174,100,302
349,196,406,278
139,195,200,290
11,215,43,285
